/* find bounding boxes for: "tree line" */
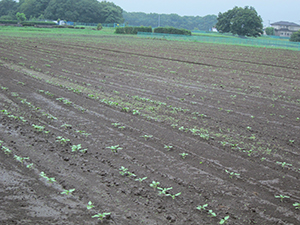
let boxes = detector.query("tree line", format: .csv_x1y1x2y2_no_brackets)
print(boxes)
0,0,124,23
123,12,217,31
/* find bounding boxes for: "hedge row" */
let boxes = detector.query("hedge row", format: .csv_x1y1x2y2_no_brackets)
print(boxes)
154,27,191,35
21,21,57,26
0,20,18,24
115,26,152,34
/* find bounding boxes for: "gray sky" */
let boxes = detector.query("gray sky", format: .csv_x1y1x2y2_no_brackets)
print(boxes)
111,0,300,27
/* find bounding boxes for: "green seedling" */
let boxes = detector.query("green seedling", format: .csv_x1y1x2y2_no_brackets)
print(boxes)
61,189,75,195
289,140,295,144
56,136,70,145
14,155,29,163
140,135,153,140
118,126,126,130
26,163,34,169
164,145,173,151
32,124,45,132
92,212,111,221
135,177,148,182
219,216,230,224
121,107,129,112
71,144,87,153
132,109,140,115
225,170,240,178
157,187,173,196
39,172,56,183
2,146,12,155
275,195,290,202
247,126,252,130
179,153,188,159
166,192,181,199
293,202,300,209
87,201,95,210
106,145,122,153
119,166,128,176
1,86,8,90
127,172,136,177
208,209,216,217
197,204,208,211
19,116,27,123
111,122,121,127
249,134,256,140
61,123,72,129
150,181,160,189
276,161,292,168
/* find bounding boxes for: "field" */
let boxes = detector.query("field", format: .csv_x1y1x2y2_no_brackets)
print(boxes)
0,27,300,224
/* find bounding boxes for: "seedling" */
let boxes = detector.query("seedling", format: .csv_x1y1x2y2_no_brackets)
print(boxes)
39,172,56,183
127,171,136,177
293,202,300,209
179,153,188,159
32,124,45,132
61,189,75,195
92,212,111,221
87,201,95,210
157,187,173,196
150,181,160,189
14,155,29,163
276,161,292,168
225,170,240,178
132,109,140,115
164,145,173,151
246,126,252,130
71,144,87,153
2,146,12,155
166,192,181,199
111,122,121,127
118,126,126,130
140,135,153,140
26,163,34,169
289,140,295,144
208,209,216,217
61,123,72,129
197,204,208,211
106,145,122,153
119,166,128,176
275,195,290,202
56,136,70,145
121,107,129,112
135,177,148,182
219,216,230,224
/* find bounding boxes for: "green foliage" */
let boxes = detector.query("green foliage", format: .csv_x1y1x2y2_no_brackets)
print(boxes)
290,30,300,42
0,0,124,24
97,23,102,30
123,12,217,31
21,21,56,26
265,27,275,35
0,0,18,19
216,6,263,37
16,12,26,22
115,26,152,34
154,27,191,35
0,19,17,24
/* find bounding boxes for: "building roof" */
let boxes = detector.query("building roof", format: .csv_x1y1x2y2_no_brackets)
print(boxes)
271,21,300,26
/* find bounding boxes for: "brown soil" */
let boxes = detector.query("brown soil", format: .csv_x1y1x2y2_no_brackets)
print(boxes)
0,33,299,225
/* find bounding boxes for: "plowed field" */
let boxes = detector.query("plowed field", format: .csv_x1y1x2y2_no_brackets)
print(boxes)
0,31,300,225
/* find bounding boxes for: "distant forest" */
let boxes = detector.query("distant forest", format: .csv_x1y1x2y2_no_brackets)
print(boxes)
123,12,217,31
0,0,124,23
0,0,217,30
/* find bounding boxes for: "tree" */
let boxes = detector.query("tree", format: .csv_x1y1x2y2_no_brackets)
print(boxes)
16,12,26,21
17,0,51,19
265,27,275,35
290,30,300,42
0,0,18,18
216,6,263,37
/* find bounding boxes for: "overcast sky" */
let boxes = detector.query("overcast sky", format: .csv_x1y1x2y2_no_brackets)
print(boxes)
111,0,300,27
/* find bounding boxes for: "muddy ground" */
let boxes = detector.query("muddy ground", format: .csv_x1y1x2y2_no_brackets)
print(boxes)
0,33,300,224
